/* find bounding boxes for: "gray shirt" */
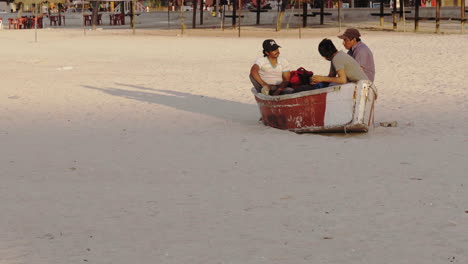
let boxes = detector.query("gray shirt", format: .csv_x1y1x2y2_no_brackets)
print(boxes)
348,41,375,82
330,51,369,82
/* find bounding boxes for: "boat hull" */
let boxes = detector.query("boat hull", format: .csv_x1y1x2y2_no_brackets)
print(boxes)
253,81,377,133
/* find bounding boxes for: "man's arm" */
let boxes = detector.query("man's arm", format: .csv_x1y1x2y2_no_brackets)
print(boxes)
311,69,347,84
250,64,268,87
279,71,291,88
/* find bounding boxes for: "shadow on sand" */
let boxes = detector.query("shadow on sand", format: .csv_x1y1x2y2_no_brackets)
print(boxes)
82,83,259,124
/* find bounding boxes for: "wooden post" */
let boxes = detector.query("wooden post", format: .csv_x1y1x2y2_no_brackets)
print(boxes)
58,3,62,26
392,0,397,30
233,0,237,27
91,1,99,30
181,0,185,35
256,0,260,24
379,0,384,26
399,0,403,21
34,1,37,42
193,0,197,28
402,0,406,31
414,0,419,31
275,0,279,30
436,0,440,33
338,0,342,31
298,0,302,38
320,0,324,25
461,0,465,33
276,0,287,31
302,0,307,27
132,0,136,34
221,4,225,30
168,1,170,28
82,0,86,35
238,0,241,37
200,0,203,25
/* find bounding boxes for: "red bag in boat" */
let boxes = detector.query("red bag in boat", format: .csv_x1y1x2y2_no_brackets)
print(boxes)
289,67,314,88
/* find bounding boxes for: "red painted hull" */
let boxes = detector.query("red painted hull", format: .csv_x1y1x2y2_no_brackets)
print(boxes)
255,92,327,130
252,81,377,133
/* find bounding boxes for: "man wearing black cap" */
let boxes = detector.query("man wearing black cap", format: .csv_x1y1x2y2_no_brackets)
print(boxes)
250,39,293,95
338,28,375,82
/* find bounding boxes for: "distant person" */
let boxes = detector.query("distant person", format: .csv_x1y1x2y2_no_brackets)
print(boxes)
250,39,293,95
338,28,375,82
311,39,369,85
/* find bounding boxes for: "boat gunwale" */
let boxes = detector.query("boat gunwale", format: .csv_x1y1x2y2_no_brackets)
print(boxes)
251,84,344,101
251,80,376,102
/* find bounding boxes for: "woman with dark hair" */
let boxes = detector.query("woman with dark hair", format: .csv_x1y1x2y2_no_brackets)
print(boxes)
311,39,369,86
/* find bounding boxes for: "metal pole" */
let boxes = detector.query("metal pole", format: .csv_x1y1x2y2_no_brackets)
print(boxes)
302,0,307,27
168,1,170,29
436,0,440,33
392,0,397,30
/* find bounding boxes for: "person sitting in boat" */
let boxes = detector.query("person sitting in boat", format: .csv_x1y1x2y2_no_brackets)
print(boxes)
338,28,375,82
250,39,294,95
311,39,369,86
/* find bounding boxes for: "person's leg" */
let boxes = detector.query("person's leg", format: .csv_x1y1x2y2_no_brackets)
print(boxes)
293,82,328,93
249,74,263,92
280,88,294,94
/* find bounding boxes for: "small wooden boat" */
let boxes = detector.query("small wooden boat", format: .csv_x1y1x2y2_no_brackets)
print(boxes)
252,80,377,133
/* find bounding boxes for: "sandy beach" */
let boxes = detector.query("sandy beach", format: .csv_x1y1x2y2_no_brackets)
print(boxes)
1,27,467,264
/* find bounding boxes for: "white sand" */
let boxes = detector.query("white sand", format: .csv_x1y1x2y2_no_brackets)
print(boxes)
1,28,467,264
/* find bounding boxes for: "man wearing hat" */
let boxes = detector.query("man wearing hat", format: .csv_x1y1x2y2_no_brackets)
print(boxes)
338,28,375,82
250,39,293,95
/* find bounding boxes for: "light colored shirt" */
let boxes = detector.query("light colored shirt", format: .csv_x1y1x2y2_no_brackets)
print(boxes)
254,57,290,85
348,41,375,82
330,51,369,82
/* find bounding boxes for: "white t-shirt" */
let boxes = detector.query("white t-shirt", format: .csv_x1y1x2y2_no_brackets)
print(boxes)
254,57,290,85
